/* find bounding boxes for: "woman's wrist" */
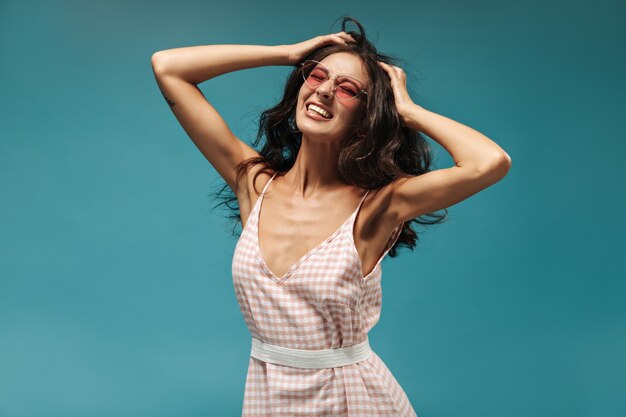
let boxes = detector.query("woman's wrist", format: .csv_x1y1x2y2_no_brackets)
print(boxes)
400,103,429,131
274,44,298,66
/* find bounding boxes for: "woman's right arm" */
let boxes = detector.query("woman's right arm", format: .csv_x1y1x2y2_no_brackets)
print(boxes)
150,45,290,194
150,33,354,194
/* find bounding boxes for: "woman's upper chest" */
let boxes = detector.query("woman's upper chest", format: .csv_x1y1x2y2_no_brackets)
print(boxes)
241,174,396,279
257,193,356,278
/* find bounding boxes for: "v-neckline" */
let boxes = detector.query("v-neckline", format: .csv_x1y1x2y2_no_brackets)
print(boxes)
255,174,369,285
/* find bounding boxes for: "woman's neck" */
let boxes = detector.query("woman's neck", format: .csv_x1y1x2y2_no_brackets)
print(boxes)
284,136,345,198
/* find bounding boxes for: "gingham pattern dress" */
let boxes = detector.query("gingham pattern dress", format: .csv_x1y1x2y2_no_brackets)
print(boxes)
232,172,418,417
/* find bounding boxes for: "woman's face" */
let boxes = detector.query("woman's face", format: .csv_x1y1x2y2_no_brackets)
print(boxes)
295,52,369,144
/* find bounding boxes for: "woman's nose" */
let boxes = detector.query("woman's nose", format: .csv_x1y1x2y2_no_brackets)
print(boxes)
316,79,335,99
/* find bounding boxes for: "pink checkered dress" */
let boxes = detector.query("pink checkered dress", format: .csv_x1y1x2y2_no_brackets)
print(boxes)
232,172,418,417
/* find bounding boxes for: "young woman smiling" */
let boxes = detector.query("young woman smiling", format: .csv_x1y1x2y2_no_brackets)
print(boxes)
151,16,510,417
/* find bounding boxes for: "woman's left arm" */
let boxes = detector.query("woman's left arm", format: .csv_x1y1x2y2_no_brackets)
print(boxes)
378,61,512,224
403,106,511,174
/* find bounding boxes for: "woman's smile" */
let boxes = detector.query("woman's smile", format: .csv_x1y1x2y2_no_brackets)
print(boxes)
306,103,334,121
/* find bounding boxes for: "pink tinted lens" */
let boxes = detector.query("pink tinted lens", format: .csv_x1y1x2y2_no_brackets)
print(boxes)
336,84,359,99
305,65,328,86
336,79,361,99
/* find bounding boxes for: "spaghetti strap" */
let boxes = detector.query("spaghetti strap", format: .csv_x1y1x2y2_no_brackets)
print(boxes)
348,189,370,230
383,222,403,256
260,172,277,196
356,189,370,212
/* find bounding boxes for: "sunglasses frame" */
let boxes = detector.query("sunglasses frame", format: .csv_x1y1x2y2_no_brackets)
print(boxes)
299,60,368,101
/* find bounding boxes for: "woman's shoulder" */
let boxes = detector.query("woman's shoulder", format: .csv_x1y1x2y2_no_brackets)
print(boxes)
249,165,276,196
236,164,276,227
237,163,276,208
358,180,402,233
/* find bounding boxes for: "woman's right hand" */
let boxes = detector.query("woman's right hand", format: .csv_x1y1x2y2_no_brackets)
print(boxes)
279,32,356,65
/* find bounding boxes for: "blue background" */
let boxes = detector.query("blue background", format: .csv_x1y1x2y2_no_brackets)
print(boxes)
1,0,625,416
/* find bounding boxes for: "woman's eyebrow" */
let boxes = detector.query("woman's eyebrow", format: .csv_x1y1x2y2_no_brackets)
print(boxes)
318,62,365,84
336,77,361,85
328,68,364,81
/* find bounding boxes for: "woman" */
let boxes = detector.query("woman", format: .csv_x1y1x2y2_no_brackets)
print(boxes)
151,16,510,417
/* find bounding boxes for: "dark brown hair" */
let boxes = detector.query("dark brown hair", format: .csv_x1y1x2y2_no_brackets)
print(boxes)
211,16,447,257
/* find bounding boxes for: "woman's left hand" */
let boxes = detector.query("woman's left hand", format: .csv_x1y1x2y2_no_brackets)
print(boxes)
378,61,423,126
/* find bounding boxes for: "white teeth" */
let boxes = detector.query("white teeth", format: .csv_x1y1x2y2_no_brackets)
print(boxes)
307,104,332,119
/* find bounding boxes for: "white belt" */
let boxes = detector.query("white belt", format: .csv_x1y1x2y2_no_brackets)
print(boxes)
250,337,373,369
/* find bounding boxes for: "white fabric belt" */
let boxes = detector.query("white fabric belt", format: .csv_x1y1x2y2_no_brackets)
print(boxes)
250,336,373,369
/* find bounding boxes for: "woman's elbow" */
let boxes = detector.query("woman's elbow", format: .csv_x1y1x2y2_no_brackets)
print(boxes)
490,152,512,180
151,52,168,75
477,152,512,183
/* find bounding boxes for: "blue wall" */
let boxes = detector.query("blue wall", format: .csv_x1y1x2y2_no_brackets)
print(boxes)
1,0,624,416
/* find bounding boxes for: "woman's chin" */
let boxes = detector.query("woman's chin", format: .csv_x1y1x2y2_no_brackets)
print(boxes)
297,119,341,138
298,125,332,139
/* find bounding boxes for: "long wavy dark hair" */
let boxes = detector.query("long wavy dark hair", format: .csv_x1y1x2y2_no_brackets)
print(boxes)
211,16,447,257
